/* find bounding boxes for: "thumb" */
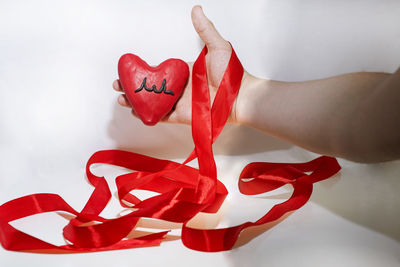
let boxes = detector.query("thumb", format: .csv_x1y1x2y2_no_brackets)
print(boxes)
191,5,229,50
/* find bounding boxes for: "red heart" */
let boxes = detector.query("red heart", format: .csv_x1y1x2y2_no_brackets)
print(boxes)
118,54,189,126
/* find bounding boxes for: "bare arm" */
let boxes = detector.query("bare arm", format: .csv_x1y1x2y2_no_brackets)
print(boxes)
236,69,400,162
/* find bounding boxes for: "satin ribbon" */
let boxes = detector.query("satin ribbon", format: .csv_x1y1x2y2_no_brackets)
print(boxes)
0,46,341,253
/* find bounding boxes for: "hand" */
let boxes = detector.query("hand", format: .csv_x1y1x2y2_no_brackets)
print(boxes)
113,5,247,124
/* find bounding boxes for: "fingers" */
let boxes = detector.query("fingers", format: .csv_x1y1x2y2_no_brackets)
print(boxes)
113,80,131,107
117,94,131,107
113,79,123,92
191,5,229,50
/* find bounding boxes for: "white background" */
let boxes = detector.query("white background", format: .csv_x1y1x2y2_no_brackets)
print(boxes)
0,0,399,266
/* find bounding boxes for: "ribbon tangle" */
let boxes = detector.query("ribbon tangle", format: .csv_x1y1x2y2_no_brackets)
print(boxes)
0,46,341,253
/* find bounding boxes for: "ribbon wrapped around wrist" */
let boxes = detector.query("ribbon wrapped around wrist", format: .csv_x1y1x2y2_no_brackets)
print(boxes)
0,45,340,253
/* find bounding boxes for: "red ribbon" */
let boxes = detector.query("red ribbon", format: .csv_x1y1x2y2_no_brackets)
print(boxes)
0,46,341,253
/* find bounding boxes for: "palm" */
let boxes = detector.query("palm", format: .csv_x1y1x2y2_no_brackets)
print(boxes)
165,46,232,124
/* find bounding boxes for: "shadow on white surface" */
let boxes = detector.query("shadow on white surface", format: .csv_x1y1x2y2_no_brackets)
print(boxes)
311,159,400,242
107,101,292,159
106,99,400,244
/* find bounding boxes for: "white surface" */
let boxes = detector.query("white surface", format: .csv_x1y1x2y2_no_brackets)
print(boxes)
1,0,400,266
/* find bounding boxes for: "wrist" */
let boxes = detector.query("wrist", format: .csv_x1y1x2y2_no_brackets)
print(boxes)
234,72,270,126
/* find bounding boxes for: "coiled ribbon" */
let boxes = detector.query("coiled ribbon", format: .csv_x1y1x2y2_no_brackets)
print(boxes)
0,46,340,253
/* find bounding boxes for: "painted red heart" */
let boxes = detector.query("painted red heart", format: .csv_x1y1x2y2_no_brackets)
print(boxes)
118,54,189,126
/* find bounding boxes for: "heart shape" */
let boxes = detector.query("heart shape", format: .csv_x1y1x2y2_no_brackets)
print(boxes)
118,54,189,126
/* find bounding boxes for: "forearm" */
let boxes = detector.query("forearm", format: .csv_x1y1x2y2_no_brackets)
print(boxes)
236,70,400,162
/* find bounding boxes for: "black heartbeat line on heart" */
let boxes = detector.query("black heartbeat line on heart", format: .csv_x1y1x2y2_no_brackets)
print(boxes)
134,77,174,95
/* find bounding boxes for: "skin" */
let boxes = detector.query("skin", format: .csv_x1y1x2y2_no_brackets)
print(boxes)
113,5,400,163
